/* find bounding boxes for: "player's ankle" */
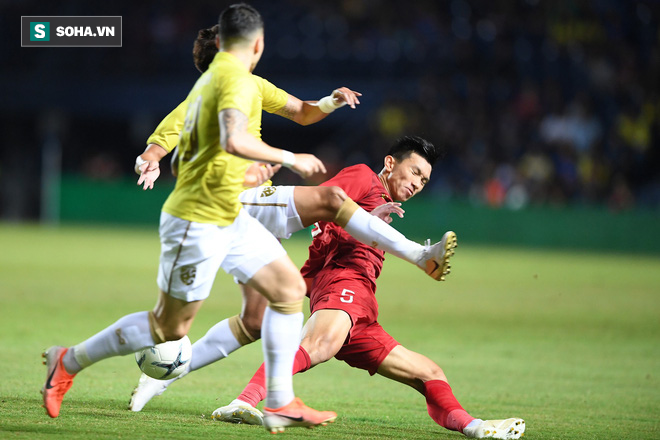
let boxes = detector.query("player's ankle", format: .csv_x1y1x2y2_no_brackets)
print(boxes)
62,349,81,375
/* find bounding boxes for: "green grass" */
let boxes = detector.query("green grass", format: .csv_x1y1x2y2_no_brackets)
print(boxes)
1,223,659,439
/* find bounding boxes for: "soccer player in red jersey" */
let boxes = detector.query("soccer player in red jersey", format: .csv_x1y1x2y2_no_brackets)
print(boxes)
214,136,526,439
127,24,455,417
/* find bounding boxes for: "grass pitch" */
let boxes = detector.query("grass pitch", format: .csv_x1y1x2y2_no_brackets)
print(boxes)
1,222,659,439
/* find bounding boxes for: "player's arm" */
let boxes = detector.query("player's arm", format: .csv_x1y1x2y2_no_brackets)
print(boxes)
274,87,362,126
135,143,168,190
243,162,281,188
147,142,282,189
175,151,278,188
220,108,326,178
135,99,187,190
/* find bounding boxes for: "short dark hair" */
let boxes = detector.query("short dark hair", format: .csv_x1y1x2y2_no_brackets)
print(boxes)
387,136,443,166
192,25,219,73
218,3,264,46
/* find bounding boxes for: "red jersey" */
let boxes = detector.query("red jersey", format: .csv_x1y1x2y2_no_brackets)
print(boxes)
300,164,392,289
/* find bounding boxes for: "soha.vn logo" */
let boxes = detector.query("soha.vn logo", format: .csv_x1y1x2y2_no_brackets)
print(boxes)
30,22,50,41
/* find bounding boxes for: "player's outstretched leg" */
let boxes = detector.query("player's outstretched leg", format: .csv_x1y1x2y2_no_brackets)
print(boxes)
463,418,526,439
262,397,337,434
41,346,77,418
419,231,458,281
212,399,264,425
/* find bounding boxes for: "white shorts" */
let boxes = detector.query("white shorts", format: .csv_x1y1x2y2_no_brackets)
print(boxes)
157,210,287,302
239,186,303,240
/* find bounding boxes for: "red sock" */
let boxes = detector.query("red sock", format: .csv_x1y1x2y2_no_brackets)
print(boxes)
423,380,475,433
236,346,312,408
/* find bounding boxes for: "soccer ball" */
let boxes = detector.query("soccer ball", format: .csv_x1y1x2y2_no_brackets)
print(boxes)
135,336,192,380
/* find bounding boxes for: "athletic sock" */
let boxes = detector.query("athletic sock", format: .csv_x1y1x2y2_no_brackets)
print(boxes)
189,319,242,371
238,346,311,408
261,306,304,409
61,350,81,375
342,205,425,265
423,379,475,433
465,419,484,430
66,311,155,373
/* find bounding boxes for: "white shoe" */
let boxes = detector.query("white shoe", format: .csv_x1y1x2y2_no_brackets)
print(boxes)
128,372,175,412
418,231,457,281
463,418,526,439
212,401,264,425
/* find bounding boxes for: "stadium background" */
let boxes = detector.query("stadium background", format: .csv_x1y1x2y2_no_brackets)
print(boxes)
1,0,659,253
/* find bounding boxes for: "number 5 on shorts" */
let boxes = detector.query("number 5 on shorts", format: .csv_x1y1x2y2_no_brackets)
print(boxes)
340,289,355,303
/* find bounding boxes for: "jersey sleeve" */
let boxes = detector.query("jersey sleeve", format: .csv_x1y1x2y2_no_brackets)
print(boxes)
254,76,288,114
217,74,260,117
146,99,187,153
321,164,374,202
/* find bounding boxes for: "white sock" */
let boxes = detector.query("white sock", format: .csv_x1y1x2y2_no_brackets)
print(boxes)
463,418,484,437
343,207,425,266
189,319,242,371
261,306,303,409
465,419,483,429
67,311,155,373
61,350,81,375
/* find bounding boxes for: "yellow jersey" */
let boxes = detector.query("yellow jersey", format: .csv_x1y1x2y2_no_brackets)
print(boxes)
161,52,288,225
146,100,187,153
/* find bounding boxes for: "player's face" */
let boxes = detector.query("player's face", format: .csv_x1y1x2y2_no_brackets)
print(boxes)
384,152,432,201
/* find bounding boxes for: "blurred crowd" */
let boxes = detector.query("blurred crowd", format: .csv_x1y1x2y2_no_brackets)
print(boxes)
294,0,660,211
2,0,659,217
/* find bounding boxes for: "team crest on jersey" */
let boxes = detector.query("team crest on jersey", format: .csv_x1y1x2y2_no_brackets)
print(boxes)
260,187,276,198
180,266,196,286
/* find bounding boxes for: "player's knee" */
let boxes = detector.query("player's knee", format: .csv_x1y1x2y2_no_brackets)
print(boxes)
316,345,337,364
269,276,306,303
422,363,447,382
323,186,348,212
404,362,448,392
240,314,262,340
301,335,341,365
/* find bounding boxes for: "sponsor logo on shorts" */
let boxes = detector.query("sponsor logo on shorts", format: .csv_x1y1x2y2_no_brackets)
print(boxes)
180,266,197,286
260,187,276,197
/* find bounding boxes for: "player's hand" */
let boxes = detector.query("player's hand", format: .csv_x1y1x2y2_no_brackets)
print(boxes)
371,202,404,224
137,160,161,190
290,154,327,178
331,87,362,109
244,162,281,187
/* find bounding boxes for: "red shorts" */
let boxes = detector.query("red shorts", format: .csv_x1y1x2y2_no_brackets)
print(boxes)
308,269,400,375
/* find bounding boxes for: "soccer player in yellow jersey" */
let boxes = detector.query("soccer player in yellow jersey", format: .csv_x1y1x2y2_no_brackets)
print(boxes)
41,4,342,432
126,22,459,421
